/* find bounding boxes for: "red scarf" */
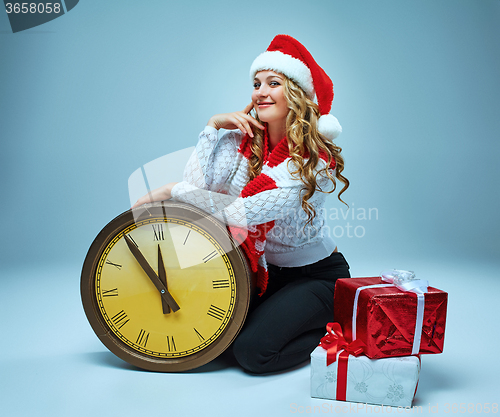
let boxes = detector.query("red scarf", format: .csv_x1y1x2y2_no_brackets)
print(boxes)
228,128,336,296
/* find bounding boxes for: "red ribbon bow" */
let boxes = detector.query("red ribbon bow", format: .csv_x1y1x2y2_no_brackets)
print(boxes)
319,322,365,366
319,322,366,401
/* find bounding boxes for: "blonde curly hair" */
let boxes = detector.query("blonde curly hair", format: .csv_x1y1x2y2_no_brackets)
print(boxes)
247,76,349,227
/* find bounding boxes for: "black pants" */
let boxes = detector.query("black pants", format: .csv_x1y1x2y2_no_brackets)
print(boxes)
232,252,350,374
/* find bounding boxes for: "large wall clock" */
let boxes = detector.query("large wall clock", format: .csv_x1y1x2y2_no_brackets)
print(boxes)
81,201,252,372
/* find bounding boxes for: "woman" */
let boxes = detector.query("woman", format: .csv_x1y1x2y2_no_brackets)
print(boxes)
132,34,350,374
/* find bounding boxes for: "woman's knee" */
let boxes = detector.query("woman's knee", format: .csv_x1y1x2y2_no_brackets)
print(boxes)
232,331,272,374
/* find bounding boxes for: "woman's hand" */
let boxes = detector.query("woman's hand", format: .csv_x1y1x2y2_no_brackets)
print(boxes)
207,103,264,138
131,182,178,209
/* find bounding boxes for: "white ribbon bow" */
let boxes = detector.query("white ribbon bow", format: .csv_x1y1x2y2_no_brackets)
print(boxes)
380,269,429,294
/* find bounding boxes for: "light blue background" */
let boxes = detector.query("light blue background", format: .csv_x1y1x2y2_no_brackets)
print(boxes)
1,1,499,416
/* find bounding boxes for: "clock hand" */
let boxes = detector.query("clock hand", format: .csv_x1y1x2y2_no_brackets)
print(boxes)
123,234,180,312
157,245,170,314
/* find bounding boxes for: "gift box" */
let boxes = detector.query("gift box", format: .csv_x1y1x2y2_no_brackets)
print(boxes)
310,323,420,408
334,275,447,359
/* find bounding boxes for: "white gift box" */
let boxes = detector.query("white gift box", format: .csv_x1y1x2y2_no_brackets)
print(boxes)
310,345,420,407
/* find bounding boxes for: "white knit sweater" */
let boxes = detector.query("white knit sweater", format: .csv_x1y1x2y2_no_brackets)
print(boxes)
171,126,337,267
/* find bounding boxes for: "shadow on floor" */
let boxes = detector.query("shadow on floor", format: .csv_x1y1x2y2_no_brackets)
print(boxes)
413,362,464,406
79,347,241,374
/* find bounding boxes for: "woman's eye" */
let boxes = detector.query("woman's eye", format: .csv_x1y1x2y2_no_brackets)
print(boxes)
270,81,281,87
253,83,261,88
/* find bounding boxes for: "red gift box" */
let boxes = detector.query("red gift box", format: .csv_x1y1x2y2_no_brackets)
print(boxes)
334,277,447,359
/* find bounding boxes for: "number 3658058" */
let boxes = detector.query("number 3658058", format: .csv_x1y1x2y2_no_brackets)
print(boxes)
5,3,62,14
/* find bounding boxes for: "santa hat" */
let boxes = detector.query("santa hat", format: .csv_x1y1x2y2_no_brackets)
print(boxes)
250,34,342,141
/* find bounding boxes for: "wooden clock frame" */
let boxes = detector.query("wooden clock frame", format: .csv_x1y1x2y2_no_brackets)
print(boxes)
81,201,253,372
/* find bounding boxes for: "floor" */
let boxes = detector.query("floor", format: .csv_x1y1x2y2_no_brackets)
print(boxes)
1,256,499,417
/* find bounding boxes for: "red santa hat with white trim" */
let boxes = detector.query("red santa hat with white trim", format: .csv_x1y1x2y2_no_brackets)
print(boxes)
250,34,342,141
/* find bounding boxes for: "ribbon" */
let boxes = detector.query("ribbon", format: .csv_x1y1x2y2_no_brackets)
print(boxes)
351,270,429,356
380,270,428,355
380,269,428,295
319,322,366,401
320,322,365,366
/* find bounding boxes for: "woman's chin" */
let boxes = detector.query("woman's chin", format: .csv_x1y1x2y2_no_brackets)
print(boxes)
256,114,273,124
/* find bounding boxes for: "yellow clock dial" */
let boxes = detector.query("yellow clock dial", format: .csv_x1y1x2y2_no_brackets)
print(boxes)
95,217,236,358
82,202,252,372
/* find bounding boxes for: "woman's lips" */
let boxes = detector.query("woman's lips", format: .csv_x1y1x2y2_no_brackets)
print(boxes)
258,103,274,108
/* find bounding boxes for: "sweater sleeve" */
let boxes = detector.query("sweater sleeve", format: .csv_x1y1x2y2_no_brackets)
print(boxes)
171,181,303,227
182,126,242,192
171,163,334,228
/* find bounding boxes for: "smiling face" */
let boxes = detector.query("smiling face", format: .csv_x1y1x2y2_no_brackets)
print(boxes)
251,70,289,127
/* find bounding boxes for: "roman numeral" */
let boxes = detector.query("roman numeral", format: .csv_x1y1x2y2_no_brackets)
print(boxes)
105,260,122,269
166,336,176,351
111,310,129,329
212,279,230,289
203,250,217,263
136,329,150,348
194,328,204,342
102,288,118,297
207,304,226,321
152,224,165,241
183,230,191,245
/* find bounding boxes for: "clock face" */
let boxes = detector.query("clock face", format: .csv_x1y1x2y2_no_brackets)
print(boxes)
81,203,251,371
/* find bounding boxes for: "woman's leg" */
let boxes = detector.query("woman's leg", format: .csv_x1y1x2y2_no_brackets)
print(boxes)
232,252,350,374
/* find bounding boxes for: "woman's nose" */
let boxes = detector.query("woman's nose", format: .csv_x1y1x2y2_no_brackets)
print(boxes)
257,84,269,96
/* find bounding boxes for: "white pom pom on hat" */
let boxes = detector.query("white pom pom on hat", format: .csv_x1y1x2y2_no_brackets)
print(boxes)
250,34,342,141
317,114,342,140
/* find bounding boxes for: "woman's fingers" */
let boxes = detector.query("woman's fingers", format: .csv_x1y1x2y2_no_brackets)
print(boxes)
208,108,264,134
242,103,265,130
131,194,150,209
131,183,176,209
233,114,254,137
248,116,265,131
238,104,265,132
243,102,254,114
239,112,265,131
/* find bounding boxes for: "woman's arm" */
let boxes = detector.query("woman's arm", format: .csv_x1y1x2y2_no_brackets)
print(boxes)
182,126,239,191
170,182,302,227
207,103,263,137
131,182,178,209
132,105,263,208
171,162,334,228
190,103,263,190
